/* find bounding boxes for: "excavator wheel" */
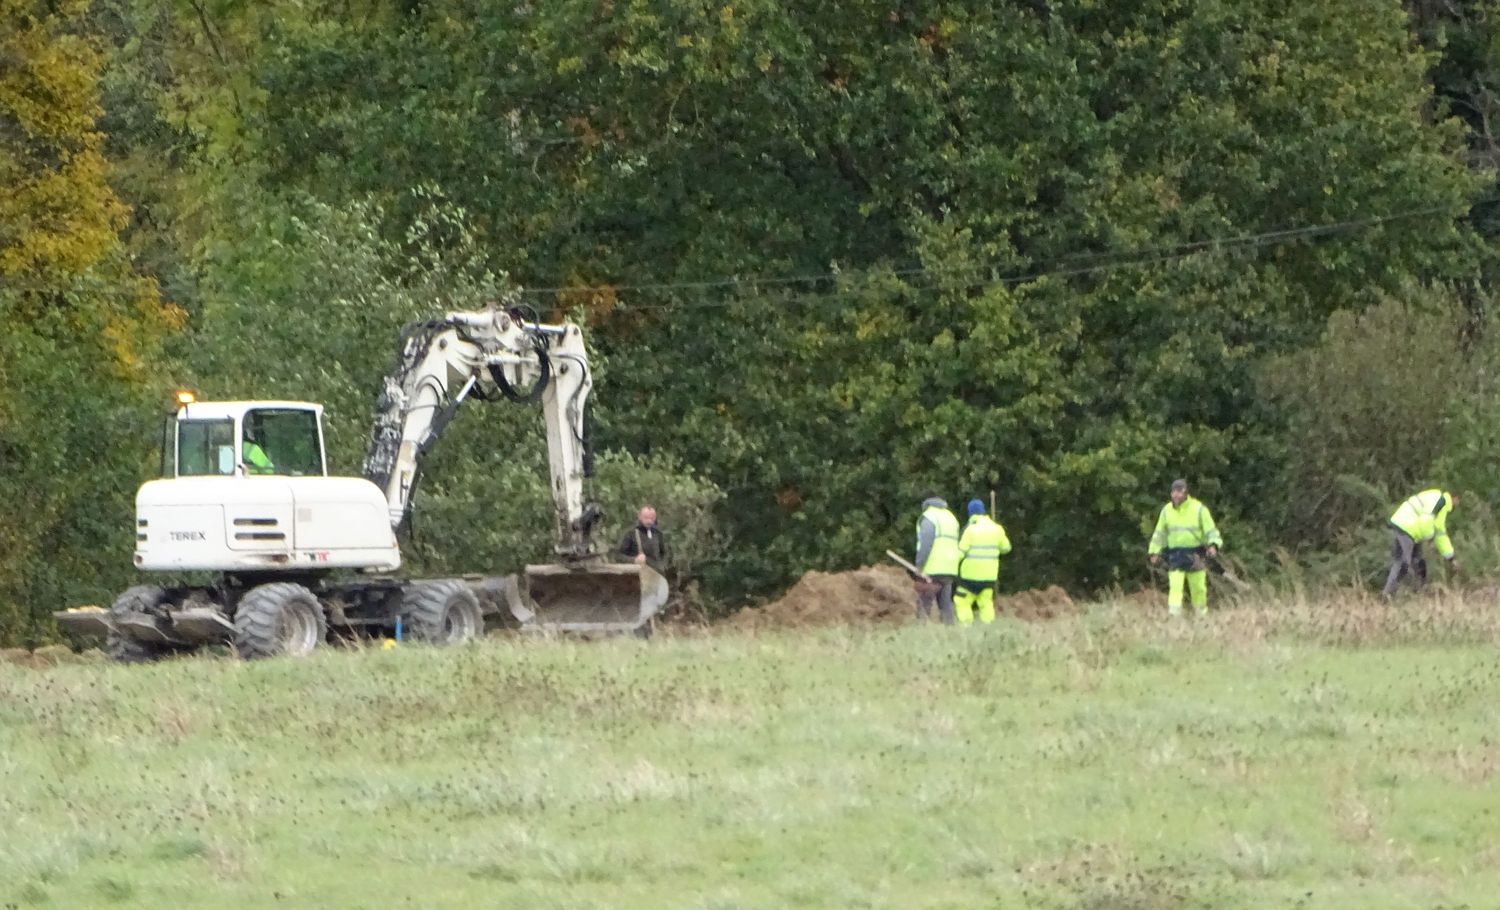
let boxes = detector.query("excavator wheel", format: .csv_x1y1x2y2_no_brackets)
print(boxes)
404,580,484,645
234,583,327,659
106,585,171,664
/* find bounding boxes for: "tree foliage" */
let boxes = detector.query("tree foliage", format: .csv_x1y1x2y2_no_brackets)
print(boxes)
3,0,1497,640
0,0,178,643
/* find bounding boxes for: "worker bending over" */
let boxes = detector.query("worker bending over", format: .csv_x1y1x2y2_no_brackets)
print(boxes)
1383,489,1459,600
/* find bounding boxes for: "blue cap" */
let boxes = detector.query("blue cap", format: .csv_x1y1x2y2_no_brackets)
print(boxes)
967,499,986,516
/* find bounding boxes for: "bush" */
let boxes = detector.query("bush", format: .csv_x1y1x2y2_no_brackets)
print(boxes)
1259,288,1487,547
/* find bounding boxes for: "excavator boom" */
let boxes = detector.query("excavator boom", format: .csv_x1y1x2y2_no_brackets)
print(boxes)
361,306,661,632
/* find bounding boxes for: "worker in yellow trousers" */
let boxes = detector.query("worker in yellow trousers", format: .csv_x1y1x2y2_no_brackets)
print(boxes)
954,499,1012,626
1147,479,1223,616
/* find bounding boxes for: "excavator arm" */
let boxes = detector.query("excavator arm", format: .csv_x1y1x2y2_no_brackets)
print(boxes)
361,307,602,558
361,304,667,633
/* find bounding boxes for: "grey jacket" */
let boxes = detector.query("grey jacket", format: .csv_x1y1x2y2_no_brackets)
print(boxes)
914,496,950,571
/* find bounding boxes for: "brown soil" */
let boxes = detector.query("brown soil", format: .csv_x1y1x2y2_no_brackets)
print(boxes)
725,565,1084,630
725,564,916,631
1001,585,1078,621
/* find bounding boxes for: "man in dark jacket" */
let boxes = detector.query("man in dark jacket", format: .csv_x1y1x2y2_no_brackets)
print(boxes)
618,505,666,570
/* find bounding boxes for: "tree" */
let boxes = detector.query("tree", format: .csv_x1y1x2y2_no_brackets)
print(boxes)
76,0,1487,606
0,0,179,644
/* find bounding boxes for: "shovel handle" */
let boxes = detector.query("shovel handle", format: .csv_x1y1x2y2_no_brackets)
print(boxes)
885,549,927,580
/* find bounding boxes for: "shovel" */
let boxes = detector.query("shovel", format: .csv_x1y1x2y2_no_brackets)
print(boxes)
1149,552,1252,594
1209,552,1252,591
885,549,929,581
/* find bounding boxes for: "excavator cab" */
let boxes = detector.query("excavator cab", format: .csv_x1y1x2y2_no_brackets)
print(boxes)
166,396,328,479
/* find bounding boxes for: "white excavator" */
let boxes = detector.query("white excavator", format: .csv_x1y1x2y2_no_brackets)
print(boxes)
55,307,667,660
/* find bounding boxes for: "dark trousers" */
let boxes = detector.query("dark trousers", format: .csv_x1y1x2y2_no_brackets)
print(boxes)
916,575,956,625
1382,529,1427,599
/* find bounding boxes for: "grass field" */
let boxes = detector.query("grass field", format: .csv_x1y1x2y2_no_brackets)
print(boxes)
2,596,1498,909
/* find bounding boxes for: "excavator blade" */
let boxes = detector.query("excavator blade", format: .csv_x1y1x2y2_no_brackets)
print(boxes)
510,563,669,634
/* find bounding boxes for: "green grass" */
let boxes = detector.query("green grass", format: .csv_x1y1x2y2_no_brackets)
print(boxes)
2,596,1499,909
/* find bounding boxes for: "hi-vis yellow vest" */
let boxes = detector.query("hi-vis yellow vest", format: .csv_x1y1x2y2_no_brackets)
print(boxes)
1390,489,1455,559
1148,497,1222,554
919,506,961,575
958,515,1012,582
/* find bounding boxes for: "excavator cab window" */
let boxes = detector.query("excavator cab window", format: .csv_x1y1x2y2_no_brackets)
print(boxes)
177,419,235,476
242,408,324,477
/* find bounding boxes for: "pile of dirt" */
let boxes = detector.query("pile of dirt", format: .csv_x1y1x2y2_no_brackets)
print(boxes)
726,566,1086,630
726,564,916,630
997,585,1078,620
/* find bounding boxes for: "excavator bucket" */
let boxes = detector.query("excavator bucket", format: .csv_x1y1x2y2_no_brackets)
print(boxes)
52,606,112,644
509,563,669,634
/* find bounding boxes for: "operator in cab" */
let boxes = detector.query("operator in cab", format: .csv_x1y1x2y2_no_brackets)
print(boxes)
242,425,275,475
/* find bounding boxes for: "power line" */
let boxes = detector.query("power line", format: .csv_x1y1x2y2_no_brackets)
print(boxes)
514,199,1471,309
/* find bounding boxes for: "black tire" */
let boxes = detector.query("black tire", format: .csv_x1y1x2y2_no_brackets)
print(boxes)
404,580,484,645
106,585,171,664
234,583,326,659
